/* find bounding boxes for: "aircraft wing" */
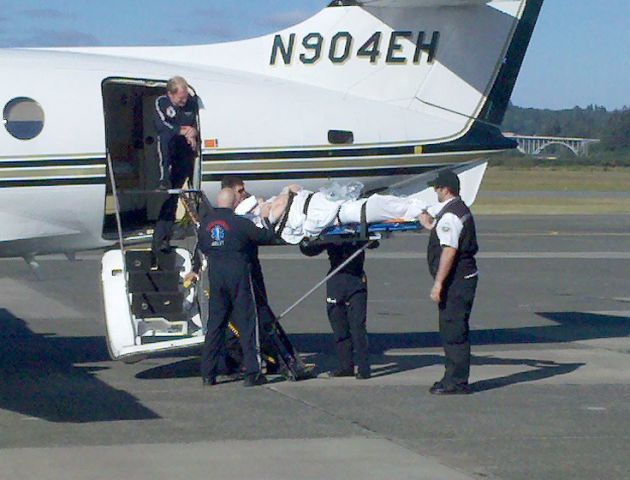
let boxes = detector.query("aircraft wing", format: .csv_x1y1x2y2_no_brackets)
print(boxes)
383,160,488,208
0,212,81,242
355,0,489,7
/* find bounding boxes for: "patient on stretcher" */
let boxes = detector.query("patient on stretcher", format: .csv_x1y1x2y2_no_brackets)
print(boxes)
235,182,431,244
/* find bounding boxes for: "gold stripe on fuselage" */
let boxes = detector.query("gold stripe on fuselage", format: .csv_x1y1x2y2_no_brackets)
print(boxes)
201,152,485,174
0,165,106,180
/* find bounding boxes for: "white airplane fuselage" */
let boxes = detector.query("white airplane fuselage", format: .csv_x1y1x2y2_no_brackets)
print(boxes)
0,1,544,259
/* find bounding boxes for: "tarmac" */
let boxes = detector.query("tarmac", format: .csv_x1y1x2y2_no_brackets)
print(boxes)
1,214,629,480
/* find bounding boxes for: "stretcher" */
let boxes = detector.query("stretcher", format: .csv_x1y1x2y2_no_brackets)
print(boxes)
302,220,423,247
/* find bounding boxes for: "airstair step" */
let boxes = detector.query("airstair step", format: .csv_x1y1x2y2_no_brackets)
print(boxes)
128,271,181,293
131,292,184,318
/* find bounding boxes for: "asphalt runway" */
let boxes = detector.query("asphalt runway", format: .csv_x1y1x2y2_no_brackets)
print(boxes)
1,214,629,480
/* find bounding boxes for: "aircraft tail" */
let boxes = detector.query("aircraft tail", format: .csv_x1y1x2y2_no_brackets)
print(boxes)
195,0,544,130
67,0,543,137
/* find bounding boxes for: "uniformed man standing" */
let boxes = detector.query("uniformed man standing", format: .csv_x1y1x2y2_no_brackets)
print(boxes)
198,188,277,387
220,176,282,371
419,170,479,395
301,241,373,379
152,76,199,254
221,177,272,337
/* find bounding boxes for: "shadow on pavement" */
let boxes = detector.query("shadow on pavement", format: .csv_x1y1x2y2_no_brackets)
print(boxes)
0,308,159,423
470,356,584,392
136,311,626,390
136,357,199,380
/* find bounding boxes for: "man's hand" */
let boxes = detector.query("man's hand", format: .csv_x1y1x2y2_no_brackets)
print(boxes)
183,272,199,289
180,126,198,150
259,202,272,219
418,212,434,230
430,281,443,303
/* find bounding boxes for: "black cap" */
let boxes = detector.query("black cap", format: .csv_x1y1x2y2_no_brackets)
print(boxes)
428,169,460,194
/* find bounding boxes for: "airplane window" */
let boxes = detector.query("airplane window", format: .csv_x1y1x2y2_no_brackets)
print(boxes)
3,97,45,140
328,130,354,145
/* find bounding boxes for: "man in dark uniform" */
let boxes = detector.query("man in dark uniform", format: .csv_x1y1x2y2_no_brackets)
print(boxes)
300,240,373,379
214,176,313,379
152,76,199,254
198,188,277,387
419,170,479,395
220,176,275,367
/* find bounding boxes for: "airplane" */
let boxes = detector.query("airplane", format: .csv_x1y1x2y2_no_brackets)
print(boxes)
0,0,544,260
0,0,544,361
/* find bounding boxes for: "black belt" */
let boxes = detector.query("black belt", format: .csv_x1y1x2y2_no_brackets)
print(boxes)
303,193,314,215
275,191,296,238
360,200,368,238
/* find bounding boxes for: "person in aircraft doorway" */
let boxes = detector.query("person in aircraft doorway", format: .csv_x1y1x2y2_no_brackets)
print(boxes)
151,76,199,254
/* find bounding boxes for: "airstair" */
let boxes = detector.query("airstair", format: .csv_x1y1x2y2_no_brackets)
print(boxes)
101,177,208,363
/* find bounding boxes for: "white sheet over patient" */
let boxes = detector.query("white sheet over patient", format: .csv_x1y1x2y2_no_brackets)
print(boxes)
338,194,428,224
279,192,428,244
281,190,344,244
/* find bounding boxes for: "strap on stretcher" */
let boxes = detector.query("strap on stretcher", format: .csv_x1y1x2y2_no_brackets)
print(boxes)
274,191,296,238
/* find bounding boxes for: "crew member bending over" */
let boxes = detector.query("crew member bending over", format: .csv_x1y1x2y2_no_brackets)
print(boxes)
152,76,199,253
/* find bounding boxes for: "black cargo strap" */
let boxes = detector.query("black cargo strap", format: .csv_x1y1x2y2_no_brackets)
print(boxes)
275,191,296,238
360,200,368,239
302,193,314,216
335,206,343,224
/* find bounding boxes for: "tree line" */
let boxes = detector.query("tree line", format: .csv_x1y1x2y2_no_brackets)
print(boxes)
502,104,630,152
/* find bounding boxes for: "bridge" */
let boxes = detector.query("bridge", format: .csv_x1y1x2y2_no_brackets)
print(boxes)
503,133,600,157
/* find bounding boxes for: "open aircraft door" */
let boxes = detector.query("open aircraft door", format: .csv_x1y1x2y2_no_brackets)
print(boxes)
100,78,206,363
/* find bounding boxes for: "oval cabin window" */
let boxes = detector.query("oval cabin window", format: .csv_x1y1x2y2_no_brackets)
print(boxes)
3,97,45,140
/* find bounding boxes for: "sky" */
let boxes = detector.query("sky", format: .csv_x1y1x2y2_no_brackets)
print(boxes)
0,0,627,110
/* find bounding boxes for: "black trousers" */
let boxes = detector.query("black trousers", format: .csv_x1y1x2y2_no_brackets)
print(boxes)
220,259,277,372
157,134,194,182
152,137,195,253
326,273,369,374
219,260,305,376
438,275,478,387
200,268,261,379
250,258,277,353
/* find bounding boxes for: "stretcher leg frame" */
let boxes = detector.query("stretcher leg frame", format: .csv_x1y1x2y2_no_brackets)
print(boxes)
276,240,374,322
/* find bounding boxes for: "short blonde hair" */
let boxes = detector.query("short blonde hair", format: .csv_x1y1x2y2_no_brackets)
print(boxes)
167,76,188,94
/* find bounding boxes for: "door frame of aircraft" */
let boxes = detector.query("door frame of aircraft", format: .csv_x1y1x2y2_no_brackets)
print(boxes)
100,77,202,242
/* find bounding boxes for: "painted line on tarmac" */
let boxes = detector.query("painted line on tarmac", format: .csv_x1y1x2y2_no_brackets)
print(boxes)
258,252,630,260
478,232,630,237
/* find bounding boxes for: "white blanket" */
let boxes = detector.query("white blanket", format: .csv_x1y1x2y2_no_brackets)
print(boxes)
280,191,428,244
